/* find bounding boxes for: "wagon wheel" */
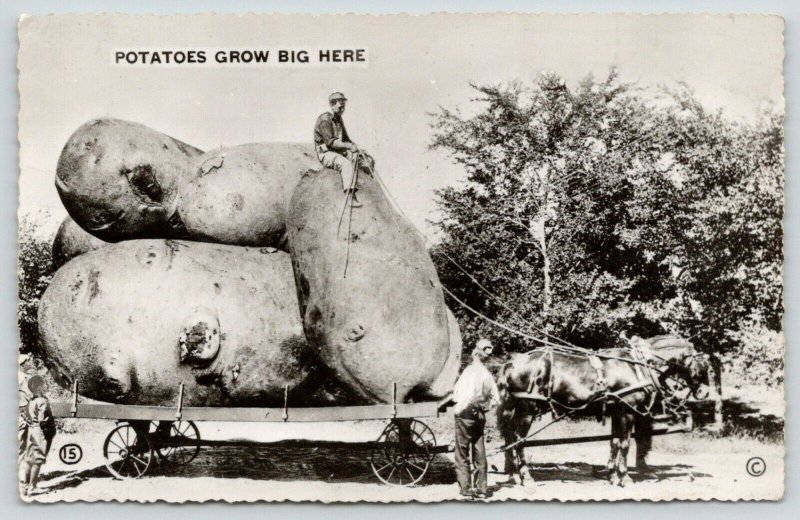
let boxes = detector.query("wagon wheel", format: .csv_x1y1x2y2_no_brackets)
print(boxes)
155,421,201,465
103,423,154,479
370,419,436,486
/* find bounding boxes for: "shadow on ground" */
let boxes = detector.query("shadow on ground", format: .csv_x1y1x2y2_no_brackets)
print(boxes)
486,460,710,486
38,441,457,491
159,442,457,484
38,441,714,495
721,400,783,442
691,398,783,442
523,462,710,483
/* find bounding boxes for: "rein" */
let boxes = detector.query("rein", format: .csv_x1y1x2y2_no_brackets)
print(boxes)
525,344,657,370
515,343,700,419
495,344,706,456
493,391,606,455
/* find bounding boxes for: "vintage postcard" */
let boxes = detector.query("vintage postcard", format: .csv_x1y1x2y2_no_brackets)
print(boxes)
17,13,784,502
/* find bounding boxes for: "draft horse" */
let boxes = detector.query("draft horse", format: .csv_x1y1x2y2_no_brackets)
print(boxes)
496,337,710,487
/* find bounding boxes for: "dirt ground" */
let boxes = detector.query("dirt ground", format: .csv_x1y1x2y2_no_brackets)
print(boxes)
23,417,784,502
22,388,784,503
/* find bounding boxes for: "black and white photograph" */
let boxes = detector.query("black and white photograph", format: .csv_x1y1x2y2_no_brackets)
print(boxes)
16,13,784,502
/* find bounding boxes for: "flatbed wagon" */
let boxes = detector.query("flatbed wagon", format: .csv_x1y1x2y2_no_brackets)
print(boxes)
51,382,452,486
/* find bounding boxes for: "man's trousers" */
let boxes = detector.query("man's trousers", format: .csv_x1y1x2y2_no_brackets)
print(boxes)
454,406,488,494
318,151,356,191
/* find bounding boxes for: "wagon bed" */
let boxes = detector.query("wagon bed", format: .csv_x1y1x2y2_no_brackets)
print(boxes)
51,400,445,423
51,382,451,486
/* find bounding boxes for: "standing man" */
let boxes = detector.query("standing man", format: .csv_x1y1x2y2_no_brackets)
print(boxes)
452,338,500,499
314,92,365,207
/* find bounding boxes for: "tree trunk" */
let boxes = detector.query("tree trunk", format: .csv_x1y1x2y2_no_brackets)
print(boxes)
709,354,724,432
542,231,551,315
538,170,552,316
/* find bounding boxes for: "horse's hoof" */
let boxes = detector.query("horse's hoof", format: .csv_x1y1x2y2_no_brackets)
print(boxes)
609,474,621,487
620,475,633,488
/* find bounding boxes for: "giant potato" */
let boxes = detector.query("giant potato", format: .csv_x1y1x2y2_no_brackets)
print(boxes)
38,240,334,406
177,143,320,249
55,119,203,242
427,309,463,399
287,168,451,404
52,216,108,268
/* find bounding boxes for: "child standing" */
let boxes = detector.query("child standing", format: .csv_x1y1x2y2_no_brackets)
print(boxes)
18,357,31,487
23,375,56,497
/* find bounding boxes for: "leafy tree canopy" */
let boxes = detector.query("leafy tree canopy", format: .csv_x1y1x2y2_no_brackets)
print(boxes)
429,70,783,364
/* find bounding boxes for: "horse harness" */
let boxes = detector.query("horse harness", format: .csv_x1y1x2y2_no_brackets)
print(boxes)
496,345,705,456
510,344,681,419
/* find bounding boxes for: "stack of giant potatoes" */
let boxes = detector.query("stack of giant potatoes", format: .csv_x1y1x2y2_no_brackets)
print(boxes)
40,119,461,407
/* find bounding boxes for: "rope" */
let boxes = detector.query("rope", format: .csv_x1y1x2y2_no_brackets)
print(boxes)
364,128,661,348
343,190,355,278
339,154,361,278
439,285,560,347
372,169,580,349
524,342,667,370
336,158,357,237
492,391,605,455
373,162,699,378
435,244,578,348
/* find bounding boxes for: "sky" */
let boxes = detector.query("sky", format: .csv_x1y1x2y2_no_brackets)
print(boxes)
18,13,784,238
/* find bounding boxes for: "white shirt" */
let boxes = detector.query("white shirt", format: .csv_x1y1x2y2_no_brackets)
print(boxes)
452,360,500,415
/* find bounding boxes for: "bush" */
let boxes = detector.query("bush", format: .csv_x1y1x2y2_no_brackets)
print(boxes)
722,322,784,389
18,211,57,355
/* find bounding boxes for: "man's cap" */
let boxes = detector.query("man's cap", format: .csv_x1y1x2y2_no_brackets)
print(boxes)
329,92,348,103
474,339,494,355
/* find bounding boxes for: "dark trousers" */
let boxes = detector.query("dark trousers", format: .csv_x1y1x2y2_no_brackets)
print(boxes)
454,406,487,494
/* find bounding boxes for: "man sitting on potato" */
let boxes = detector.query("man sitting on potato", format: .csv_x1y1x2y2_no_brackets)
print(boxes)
314,92,368,207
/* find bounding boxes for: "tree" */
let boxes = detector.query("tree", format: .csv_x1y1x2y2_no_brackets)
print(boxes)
428,70,783,380
626,89,784,392
18,211,56,355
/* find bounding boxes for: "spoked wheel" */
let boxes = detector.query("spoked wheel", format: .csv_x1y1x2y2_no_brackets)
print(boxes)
370,419,436,486
155,421,201,465
103,423,154,479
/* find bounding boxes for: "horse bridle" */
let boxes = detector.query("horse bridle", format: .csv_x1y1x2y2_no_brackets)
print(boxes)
652,352,709,398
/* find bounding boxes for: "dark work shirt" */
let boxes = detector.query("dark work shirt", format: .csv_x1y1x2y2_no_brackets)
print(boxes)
314,112,352,150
